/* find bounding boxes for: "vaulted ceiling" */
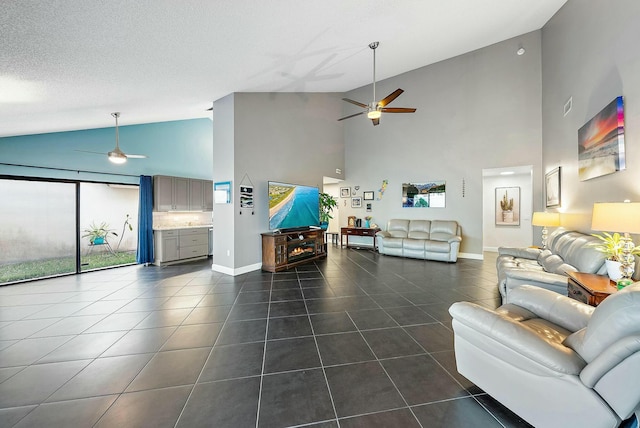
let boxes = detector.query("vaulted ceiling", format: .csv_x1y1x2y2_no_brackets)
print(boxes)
0,0,567,137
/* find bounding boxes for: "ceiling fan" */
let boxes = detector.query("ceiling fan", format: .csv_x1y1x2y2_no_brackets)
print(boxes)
338,42,416,126
76,112,147,164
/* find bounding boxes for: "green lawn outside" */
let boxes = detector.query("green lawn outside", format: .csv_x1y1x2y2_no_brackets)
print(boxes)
0,252,137,284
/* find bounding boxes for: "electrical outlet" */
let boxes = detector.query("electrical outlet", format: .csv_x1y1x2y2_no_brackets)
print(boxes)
226,250,230,256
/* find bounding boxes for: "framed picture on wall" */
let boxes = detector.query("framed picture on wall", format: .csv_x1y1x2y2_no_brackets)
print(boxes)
495,187,520,226
545,167,561,208
351,197,362,208
363,191,374,200
340,187,351,198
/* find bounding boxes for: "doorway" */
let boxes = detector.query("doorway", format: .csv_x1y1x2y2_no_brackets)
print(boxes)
482,165,533,252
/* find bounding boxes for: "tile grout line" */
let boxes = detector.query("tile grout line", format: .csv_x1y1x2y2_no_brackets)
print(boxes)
170,276,243,428
253,272,274,428
343,310,425,428
301,266,341,428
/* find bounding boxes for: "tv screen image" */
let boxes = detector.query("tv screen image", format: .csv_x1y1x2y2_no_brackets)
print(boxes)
269,182,319,230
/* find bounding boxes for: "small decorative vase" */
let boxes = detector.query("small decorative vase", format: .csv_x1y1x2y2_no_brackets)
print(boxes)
605,260,623,281
502,210,514,223
364,220,370,228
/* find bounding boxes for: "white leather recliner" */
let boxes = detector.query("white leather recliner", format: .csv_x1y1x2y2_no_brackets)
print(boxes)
449,283,640,428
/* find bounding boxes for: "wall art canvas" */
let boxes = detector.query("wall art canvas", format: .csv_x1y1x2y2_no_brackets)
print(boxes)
495,187,520,226
402,181,445,208
578,96,626,181
545,167,561,208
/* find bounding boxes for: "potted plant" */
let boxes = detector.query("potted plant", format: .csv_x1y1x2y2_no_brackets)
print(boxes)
500,191,514,223
319,193,338,230
590,232,640,280
82,221,117,245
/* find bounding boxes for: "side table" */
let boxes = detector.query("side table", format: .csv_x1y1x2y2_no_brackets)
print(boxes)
567,271,617,306
340,227,381,250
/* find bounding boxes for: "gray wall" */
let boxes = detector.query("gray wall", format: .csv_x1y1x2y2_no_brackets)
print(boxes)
340,31,543,257
211,94,236,272
212,92,345,273
541,0,640,231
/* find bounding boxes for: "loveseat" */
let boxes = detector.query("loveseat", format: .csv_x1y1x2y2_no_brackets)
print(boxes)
449,283,640,427
497,228,607,303
375,219,461,262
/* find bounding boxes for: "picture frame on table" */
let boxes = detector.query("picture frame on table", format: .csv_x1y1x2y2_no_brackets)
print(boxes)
545,167,561,208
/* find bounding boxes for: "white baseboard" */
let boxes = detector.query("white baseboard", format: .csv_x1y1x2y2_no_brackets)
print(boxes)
483,247,499,253
211,262,262,276
458,252,484,260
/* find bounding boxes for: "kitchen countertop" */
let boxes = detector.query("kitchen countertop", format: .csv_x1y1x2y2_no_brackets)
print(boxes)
153,224,212,231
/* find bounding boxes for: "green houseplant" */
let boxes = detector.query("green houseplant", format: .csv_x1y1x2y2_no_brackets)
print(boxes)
82,221,117,245
590,232,640,280
319,193,338,230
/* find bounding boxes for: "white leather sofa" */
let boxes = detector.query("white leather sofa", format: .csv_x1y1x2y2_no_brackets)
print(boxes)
497,228,606,303
375,219,461,262
449,283,640,428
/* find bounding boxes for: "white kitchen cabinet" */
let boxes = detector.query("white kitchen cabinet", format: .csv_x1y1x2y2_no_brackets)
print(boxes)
153,228,209,266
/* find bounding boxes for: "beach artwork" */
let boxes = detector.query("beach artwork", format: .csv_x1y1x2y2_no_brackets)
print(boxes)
402,181,445,208
578,96,626,181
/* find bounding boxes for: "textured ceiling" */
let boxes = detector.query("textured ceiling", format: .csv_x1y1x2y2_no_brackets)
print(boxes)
0,0,566,137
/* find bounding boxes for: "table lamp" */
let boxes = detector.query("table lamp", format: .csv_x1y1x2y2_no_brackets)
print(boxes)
591,202,640,287
532,212,560,249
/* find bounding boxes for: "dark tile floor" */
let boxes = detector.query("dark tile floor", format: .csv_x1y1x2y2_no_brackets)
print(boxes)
0,247,532,428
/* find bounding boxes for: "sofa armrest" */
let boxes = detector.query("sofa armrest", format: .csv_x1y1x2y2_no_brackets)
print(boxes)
508,285,594,332
447,235,462,243
376,231,391,238
498,246,541,260
449,302,586,375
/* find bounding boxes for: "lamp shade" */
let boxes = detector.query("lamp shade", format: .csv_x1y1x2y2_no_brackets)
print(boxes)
591,202,640,234
532,212,560,227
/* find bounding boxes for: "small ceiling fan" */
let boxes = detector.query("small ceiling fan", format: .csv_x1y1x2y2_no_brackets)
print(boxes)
338,42,416,126
76,112,147,164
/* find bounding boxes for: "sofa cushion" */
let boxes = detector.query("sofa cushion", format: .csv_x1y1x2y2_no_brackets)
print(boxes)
387,219,409,238
382,237,404,248
425,240,451,253
403,238,425,251
408,220,430,239
430,220,458,241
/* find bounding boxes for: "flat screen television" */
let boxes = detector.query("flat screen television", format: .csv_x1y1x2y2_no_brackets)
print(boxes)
268,181,319,231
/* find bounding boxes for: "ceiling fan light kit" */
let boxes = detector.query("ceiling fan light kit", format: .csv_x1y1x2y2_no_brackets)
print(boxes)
75,112,147,163
338,41,416,126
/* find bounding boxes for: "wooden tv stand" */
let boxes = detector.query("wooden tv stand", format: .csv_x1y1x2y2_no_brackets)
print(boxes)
261,229,326,272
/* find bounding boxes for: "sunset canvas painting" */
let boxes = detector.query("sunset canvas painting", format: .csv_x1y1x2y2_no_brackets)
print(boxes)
578,96,625,181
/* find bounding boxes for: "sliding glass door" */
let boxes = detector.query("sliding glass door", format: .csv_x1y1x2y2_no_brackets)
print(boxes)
0,177,139,284
79,183,139,271
0,179,77,283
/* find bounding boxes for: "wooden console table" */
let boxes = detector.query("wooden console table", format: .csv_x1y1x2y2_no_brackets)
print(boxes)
567,271,617,306
340,227,381,250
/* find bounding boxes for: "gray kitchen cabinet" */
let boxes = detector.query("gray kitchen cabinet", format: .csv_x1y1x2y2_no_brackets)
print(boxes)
153,227,209,266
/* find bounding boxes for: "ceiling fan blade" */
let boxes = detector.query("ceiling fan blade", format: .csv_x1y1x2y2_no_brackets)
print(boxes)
337,111,366,121
378,89,404,107
342,98,368,108
371,118,380,126
124,154,147,159
74,149,106,155
380,107,417,113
